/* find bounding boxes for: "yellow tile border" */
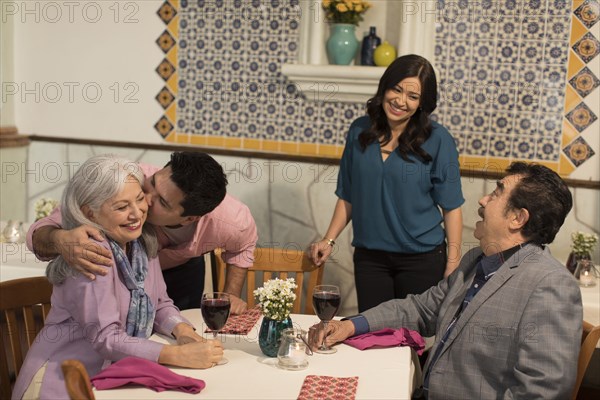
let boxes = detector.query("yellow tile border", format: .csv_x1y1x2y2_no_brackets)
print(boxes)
166,72,178,94
567,49,586,78
561,119,580,145
558,153,577,176
189,135,207,146
167,14,179,37
261,140,279,152
165,103,176,123
243,139,262,150
206,136,225,147
570,17,587,45
280,141,300,155
564,85,582,112
223,137,242,149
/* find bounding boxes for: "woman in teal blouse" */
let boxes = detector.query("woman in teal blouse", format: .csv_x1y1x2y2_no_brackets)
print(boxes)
310,55,464,312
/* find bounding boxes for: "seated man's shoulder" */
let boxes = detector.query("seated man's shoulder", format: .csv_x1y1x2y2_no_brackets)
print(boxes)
519,246,578,282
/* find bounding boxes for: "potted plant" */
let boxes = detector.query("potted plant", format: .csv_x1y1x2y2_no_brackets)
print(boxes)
566,231,598,274
254,278,297,357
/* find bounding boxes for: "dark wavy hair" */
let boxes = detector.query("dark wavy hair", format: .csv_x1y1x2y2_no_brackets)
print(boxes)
505,162,572,245
166,151,228,217
359,54,438,163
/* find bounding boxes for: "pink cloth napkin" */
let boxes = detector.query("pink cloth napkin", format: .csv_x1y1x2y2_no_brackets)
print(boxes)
90,357,206,394
343,328,426,355
297,375,359,400
205,305,262,335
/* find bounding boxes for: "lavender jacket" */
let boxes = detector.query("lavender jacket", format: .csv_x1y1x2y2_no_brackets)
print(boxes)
12,241,191,400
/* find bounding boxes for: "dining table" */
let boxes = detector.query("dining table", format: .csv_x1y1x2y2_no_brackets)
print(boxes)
93,310,420,400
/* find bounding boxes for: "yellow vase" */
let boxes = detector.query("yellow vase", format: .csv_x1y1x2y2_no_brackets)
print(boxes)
374,41,397,67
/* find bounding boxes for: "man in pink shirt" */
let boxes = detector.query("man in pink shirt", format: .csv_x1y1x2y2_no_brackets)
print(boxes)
28,152,257,313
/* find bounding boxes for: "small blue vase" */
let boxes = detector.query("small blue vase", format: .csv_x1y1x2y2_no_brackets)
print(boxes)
258,316,293,357
326,24,359,65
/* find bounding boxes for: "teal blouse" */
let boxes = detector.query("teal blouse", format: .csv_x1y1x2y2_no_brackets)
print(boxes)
336,116,464,253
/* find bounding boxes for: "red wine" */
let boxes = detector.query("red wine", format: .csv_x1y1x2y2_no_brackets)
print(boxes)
312,292,341,321
201,299,230,331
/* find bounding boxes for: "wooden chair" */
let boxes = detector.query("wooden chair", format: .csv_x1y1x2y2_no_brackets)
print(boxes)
571,321,600,400
61,359,95,400
213,247,324,314
0,276,52,398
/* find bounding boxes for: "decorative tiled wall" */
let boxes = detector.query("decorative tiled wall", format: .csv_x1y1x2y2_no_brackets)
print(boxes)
435,0,598,176
155,0,598,176
154,0,363,158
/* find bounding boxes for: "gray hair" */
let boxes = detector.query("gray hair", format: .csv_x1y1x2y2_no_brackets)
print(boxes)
47,154,158,284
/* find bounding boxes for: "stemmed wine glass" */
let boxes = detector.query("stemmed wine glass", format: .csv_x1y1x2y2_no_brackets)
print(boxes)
201,292,231,365
312,285,341,354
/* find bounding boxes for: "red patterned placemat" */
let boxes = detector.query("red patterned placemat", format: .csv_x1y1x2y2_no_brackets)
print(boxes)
297,375,359,400
205,305,262,335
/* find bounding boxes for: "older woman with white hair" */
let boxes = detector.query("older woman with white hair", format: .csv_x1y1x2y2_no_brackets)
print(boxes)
13,155,223,400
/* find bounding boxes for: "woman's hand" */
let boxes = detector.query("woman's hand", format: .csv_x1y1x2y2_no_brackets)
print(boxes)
159,340,224,369
172,323,206,345
309,239,334,266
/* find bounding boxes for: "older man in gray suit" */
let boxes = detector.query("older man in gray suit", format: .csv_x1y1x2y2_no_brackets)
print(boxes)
311,162,582,399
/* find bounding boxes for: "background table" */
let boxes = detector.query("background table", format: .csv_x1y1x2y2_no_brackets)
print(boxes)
94,311,418,400
581,285,599,326
0,241,48,282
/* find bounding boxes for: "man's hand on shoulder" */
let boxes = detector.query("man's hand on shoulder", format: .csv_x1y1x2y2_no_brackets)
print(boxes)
43,225,113,280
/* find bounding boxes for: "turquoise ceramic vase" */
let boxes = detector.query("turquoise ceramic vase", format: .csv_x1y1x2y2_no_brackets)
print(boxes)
326,24,359,65
258,316,293,357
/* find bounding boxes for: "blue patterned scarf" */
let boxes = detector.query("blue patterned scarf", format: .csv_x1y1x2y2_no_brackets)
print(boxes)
109,239,155,338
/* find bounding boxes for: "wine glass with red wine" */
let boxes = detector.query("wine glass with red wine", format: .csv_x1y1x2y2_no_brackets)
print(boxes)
201,292,231,365
312,285,341,354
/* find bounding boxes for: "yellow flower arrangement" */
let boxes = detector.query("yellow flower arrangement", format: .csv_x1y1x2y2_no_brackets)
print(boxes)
322,0,371,25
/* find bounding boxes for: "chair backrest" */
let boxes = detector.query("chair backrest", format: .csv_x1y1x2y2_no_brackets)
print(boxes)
61,359,95,400
571,320,600,400
0,276,53,398
214,247,324,314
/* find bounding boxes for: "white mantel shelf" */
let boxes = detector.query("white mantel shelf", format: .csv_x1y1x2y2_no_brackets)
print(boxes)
281,64,386,104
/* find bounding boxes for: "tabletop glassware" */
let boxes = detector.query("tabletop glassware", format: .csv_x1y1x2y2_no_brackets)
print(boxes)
277,328,311,370
201,292,231,365
1,220,25,243
575,260,598,287
312,284,341,354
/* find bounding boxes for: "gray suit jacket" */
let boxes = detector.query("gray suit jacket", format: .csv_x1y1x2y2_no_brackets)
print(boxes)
362,244,582,399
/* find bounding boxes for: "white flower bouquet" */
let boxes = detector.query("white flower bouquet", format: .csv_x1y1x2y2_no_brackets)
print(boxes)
253,278,297,321
34,198,58,221
571,231,599,257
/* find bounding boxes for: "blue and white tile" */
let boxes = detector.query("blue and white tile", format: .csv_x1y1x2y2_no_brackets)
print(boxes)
511,135,537,159
464,132,490,156
520,40,544,65
535,136,561,161
488,134,513,157
490,111,516,134
513,112,539,136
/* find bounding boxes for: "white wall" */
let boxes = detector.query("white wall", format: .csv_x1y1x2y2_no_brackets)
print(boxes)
9,0,164,142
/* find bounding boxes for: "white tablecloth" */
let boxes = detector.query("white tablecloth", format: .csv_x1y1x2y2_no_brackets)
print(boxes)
94,311,418,400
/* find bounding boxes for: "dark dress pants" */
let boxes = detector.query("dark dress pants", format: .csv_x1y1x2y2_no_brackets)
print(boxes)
162,256,205,310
